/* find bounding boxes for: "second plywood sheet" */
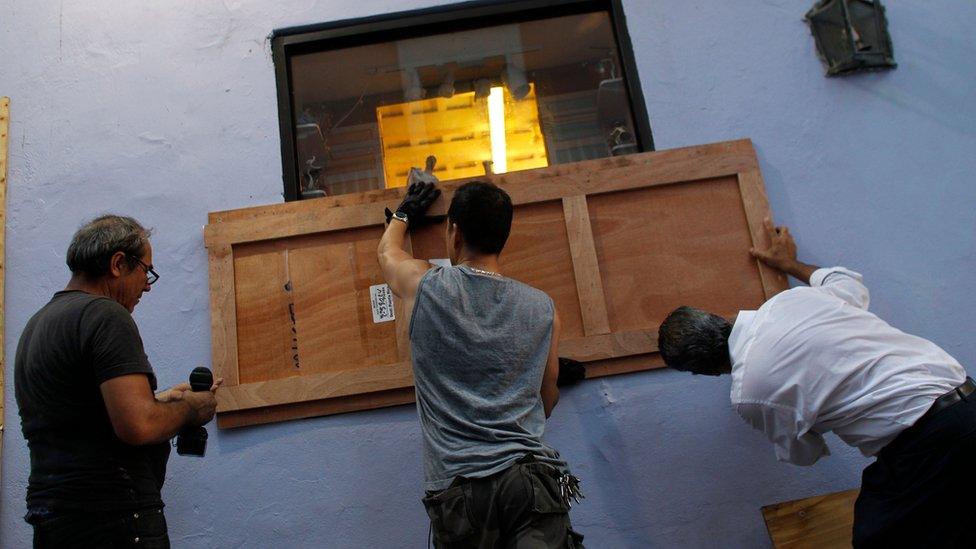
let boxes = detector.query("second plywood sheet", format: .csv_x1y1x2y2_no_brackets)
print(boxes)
589,175,767,331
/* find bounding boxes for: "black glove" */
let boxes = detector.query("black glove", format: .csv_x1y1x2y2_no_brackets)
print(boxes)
557,357,587,386
385,181,441,226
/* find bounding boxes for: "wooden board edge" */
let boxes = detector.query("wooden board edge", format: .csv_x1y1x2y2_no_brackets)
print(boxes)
208,243,240,386
216,354,668,428
559,328,658,361
737,169,789,298
217,361,414,412
0,96,9,470
216,387,417,429
562,195,611,336
204,139,760,246
584,352,666,378
207,139,759,225
218,327,659,413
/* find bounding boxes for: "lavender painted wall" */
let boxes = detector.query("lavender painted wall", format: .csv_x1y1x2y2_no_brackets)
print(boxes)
2,1,973,547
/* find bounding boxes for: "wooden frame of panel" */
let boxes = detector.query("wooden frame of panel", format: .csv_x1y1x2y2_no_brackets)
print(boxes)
206,139,786,428
1,97,9,464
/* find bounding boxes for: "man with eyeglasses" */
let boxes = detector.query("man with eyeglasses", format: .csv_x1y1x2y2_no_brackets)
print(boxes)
15,214,221,548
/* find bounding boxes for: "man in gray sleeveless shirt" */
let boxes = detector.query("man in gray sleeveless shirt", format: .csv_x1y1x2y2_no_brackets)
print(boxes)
378,180,584,548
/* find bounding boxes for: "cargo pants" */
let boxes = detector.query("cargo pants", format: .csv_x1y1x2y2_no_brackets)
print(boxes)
422,460,584,549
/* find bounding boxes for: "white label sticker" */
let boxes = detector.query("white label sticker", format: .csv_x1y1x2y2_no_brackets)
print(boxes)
369,284,396,323
429,258,452,268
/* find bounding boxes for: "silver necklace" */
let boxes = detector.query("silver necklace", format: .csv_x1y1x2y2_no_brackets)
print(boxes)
464,265,503,278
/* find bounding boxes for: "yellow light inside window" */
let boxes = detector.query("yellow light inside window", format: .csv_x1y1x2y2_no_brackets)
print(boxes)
488,86,507,174
376,85,547,187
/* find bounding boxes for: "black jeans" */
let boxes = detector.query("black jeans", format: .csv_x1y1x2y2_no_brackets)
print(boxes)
853,394,976,548
422,461,584,549
27,507,169,549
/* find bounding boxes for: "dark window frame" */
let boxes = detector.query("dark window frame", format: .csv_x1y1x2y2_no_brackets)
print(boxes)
271,0,653,201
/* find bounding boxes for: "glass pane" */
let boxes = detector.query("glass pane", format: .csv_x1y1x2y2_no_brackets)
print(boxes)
289,10,639,198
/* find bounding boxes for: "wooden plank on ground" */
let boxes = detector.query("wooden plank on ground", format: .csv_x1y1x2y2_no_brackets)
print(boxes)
762,489,859,549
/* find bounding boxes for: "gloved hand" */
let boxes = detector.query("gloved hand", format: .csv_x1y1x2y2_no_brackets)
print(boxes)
557,357,587,386
385,180,441,227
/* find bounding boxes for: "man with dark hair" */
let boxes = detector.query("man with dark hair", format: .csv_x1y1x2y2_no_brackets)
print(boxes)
658,219,973,548
15,214,221,548
377,181,584,548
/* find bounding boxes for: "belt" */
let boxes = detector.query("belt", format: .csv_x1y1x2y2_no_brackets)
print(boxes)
920,377,975,422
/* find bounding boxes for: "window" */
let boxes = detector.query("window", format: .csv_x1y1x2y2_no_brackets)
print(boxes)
272,0,652,200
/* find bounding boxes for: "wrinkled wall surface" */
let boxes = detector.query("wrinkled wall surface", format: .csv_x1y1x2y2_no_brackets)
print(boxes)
2,1,974,546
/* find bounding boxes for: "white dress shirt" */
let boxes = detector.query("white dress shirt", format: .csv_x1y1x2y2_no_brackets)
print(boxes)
728,267,967,466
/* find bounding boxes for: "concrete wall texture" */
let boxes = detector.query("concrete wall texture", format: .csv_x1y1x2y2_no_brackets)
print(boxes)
2,1,974,547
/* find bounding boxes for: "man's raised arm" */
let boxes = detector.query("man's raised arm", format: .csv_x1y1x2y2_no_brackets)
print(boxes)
377,181,441,300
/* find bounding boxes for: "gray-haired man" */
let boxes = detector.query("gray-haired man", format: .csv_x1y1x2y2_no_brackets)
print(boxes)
658,219,973,548
15,215,221,548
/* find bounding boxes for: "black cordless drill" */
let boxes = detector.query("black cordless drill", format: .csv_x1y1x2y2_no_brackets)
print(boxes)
175,367,213,457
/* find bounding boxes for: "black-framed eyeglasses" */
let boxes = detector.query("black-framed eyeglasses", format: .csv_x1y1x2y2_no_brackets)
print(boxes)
127,255,159,285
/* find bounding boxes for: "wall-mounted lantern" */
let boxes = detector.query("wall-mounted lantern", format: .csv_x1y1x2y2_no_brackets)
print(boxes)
806,0,896,76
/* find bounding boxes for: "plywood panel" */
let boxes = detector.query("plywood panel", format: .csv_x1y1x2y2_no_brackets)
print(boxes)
762,489,859,548
288,229,400,375
499,200,583,339
407,219,448,264
206,139,786,427
233,246,296,384
588,176,767,332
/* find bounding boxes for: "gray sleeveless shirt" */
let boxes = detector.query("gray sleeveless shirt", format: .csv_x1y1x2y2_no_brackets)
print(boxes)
410,265,566,491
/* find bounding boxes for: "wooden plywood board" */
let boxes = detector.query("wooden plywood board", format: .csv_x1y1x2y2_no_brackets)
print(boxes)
588,176,769,330
206,139,787,428
762,489,859,549
0,97,9,462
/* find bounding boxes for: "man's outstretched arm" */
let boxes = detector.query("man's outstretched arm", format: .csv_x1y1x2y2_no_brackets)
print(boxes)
750,218,869,308
750,218,818,284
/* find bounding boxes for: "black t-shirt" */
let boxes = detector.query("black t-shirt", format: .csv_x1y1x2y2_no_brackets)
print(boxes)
15,290,170,512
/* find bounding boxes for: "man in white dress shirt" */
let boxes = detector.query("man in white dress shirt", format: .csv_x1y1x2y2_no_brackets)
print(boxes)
658,219,974,548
